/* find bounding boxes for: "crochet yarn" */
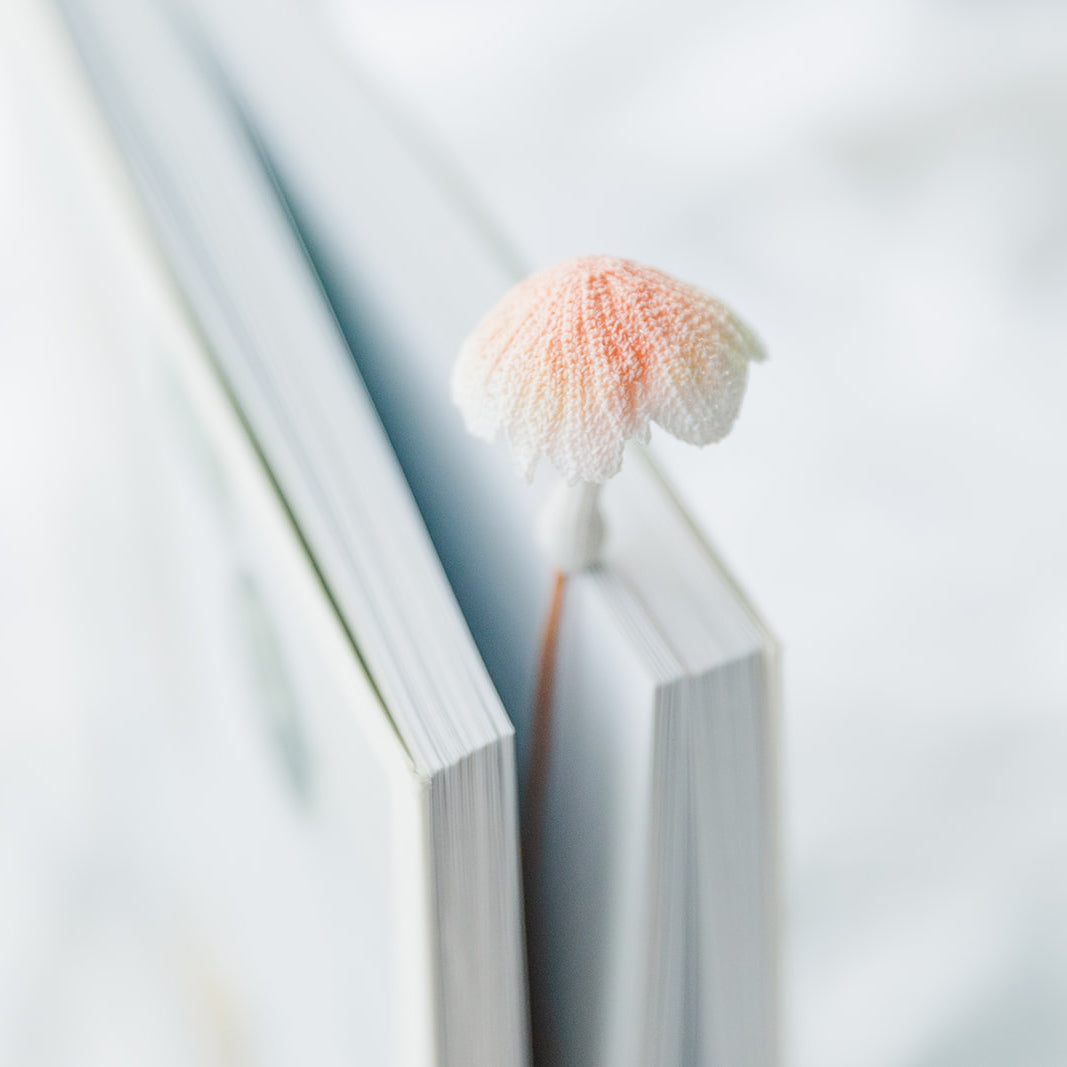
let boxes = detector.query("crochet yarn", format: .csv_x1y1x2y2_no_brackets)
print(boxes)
452,255,765,484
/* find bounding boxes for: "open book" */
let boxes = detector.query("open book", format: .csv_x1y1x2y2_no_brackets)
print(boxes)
15,0,780,1062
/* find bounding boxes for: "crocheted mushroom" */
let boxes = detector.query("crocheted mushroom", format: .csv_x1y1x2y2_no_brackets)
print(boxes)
452,255,765,570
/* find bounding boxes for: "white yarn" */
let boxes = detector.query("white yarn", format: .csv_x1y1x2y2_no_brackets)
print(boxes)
537,481,605,572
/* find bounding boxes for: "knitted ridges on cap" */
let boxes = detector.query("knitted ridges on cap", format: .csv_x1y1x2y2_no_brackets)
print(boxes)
452,255,765,484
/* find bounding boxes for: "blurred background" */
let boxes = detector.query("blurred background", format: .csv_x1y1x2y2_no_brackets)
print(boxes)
2,0,1067,1064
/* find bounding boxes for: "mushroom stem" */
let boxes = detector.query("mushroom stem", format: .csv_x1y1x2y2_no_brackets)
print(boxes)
537,480,606,572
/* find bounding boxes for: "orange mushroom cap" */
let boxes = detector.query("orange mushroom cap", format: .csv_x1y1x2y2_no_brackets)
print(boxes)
452,255,765,484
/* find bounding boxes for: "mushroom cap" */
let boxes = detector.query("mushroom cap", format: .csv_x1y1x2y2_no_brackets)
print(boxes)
452,255,766,484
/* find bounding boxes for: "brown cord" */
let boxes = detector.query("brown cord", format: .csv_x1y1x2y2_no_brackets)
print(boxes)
522,569,567,1066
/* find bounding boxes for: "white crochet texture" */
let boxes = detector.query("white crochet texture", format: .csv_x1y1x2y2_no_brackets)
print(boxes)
452,255,766,484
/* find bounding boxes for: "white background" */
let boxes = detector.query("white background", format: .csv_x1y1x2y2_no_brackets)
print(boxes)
3,1,1067,1063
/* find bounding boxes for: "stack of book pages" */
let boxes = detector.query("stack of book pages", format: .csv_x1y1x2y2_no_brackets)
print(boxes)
12,0,780,1063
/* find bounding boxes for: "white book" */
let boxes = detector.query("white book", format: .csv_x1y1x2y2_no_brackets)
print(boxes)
178,2,781,1063
16,1,528,1064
